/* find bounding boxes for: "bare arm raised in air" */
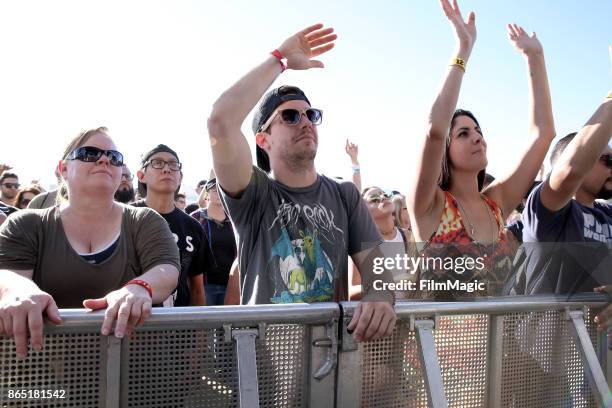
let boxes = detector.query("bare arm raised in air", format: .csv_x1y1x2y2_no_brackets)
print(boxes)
538,47,612,212
484,24,556,216
408,0,476,241
207,24,336,197
345,139,362,192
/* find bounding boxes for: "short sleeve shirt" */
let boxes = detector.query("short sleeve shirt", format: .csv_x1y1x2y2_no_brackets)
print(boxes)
0,205,180,308
515,183,612,294
220,166,382,305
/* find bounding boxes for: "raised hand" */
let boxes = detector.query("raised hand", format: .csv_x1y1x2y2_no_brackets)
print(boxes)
278,23,337,70
345,139,359,164
507,24,543,57
440,0,476,56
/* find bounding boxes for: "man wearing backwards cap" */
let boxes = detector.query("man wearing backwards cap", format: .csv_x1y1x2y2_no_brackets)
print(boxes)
208,24,396,342
133,144,207,307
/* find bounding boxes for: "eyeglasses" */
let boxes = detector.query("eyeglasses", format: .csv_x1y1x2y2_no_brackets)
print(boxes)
1,182,20,189
366,193,391,204
600,154,612,169
121,173,134,181
260,108,323,132
144,159,182,171
67,146,124,167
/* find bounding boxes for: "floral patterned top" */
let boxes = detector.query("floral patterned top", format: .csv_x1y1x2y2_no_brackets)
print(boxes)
418,191,519,300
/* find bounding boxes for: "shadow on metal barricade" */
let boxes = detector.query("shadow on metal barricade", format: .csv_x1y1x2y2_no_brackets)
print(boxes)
0,295,610,408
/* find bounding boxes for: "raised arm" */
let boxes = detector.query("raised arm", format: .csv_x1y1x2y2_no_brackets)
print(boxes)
207,24,336,197
345,139,362,192
484,24,556,216
408,0,476,223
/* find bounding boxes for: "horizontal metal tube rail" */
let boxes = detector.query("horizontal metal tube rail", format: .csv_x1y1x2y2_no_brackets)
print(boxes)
43,302,341,333
341,293,610,317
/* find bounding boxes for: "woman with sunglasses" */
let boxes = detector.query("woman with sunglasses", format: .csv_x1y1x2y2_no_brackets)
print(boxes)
350,186,417,300
0,127,179,358
14,185,42,210
408,0,555,299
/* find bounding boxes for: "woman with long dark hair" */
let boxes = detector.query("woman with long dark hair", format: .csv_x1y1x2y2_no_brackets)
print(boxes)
408,0,556,299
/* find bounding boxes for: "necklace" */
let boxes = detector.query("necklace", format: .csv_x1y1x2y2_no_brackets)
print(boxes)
454,195,496,245
380,225,396,239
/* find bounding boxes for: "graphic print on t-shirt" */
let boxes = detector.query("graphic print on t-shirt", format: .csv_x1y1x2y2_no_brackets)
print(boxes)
267,200,343,303
583,212,612,243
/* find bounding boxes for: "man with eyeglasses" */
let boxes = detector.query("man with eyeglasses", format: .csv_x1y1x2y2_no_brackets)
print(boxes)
114,165,136,204
0,171,20,207
207,24,396,342
511,89,612,327
133,144,207,307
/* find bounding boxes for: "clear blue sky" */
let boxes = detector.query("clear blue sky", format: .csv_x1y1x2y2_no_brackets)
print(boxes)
1,0,610,199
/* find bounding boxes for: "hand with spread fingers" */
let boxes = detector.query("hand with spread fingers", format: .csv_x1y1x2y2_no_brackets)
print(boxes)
0,289,61,359
83,284,152,338
507,23,543,57
440,0,476,57
278,23,337,70
346,301,396,342
594,285,612,331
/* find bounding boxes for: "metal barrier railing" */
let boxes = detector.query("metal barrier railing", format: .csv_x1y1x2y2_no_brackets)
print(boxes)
338,294,611,408
0,295,610,408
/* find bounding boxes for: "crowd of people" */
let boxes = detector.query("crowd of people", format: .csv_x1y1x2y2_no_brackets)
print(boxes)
0,0,611,362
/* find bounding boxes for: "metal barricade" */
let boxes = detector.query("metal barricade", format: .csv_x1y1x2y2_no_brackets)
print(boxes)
1,295,610,407
337,294,611,408
0,303,339,408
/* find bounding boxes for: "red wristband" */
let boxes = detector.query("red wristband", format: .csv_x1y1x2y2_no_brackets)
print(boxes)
271,49,286,73
124,279,153,298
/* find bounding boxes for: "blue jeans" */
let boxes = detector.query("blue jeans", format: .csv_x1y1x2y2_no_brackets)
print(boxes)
205,283,227,306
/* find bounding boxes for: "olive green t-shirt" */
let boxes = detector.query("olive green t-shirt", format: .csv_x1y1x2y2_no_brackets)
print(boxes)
0,205,180,308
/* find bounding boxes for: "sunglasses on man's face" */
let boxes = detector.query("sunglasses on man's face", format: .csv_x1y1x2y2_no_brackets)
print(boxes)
67,146,124,167
599,153,612,169
366,193,391,204
1,182,20,189
260,108,323,132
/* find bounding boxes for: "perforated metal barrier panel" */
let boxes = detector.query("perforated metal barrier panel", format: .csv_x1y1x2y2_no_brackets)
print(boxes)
122,324,307,408
0,333,102,407
359,315,489,408
500,310,598,408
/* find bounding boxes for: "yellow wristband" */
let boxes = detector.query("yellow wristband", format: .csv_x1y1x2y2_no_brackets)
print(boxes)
450,57,466,72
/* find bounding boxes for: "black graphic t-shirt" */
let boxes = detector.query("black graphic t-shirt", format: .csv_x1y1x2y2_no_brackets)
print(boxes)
132,201,207,306
220,166,382,305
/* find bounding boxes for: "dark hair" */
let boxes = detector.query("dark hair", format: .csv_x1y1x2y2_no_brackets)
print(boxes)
0,171,18,184
175,193,186,200
15,185,41,209
197,179,207,188
550,132,577,167
438,109,486,191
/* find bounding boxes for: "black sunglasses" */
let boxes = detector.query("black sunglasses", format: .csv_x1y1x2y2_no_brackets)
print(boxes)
67,146,124,167
260,108,323,132
600,153,612,169
1,182,20,189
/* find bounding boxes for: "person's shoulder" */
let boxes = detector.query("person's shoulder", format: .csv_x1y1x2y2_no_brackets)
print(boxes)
130,199,148,208
175,208,204,230
593,201,612,217
3,207,54,228
320,175,360,203
122,203,161,223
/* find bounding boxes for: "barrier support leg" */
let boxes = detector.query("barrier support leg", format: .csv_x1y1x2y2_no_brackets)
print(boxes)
231,328,261,408
566,309,612,408
414,319,448,408
486,315,504,408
